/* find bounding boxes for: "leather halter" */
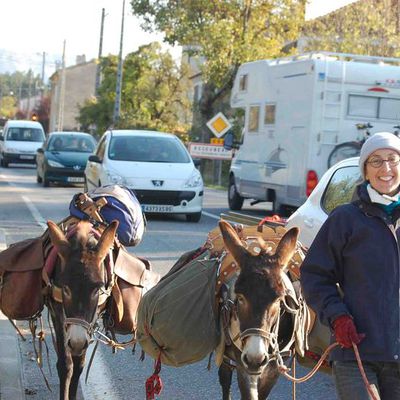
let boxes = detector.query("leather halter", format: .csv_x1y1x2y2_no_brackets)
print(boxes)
45,224,114,336
224,272,305,363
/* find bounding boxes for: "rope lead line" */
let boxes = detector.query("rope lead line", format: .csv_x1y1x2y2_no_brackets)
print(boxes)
277,341,379,400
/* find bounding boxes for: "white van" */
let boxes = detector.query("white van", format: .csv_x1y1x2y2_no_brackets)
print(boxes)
0,120,46,167
228,52,400,213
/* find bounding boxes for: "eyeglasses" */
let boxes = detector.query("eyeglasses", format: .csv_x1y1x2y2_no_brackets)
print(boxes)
366,155,400,168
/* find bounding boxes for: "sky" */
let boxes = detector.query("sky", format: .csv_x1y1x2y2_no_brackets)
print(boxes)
0,0,358,80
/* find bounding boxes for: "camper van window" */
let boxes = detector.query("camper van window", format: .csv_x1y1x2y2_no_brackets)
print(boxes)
248,105,260,132
379,98,400,120
264,104,276,125
239,74,248,91
348,94,400,120
348,95,378,118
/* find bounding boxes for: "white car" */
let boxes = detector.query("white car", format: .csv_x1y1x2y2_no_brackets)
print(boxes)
286,157,361,247
84,130,204,222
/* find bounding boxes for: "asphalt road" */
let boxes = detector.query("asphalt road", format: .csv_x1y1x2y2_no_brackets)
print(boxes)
0,164,337,399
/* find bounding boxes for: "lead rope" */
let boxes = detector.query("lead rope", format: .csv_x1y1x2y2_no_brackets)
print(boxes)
277,341,379,400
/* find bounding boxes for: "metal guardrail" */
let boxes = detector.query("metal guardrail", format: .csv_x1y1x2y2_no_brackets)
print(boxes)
220,211,287,227
220,211,264,226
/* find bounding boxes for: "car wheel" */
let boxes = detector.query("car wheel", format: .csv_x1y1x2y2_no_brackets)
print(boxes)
228,176,244,210
43,175,50,187
186,211,202,223
2,159,8,168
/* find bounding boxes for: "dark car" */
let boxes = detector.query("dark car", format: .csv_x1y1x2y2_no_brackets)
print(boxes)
36,132,97,187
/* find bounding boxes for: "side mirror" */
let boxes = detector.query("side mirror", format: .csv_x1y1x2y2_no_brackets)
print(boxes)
193,158,201,167
224,131,242,150
88,154,101,163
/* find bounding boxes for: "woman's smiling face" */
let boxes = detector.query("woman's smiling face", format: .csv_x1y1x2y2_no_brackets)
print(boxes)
365,148,400,196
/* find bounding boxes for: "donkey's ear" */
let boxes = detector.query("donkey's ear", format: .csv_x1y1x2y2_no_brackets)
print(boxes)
47,220,71,260
96,220,119,260
219,220,248,267
274,227,299,269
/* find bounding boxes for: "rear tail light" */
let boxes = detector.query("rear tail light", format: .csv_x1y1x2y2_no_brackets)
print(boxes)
306,170,318,197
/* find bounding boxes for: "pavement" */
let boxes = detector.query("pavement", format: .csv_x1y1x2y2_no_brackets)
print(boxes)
0,228,25,400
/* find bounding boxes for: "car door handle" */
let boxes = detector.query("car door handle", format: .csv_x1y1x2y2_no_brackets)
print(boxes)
304,218,314,228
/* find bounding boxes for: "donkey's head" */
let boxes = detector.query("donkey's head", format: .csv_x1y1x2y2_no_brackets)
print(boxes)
219,220,299,375
47,219,118,356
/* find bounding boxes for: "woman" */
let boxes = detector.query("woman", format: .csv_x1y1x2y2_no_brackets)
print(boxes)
301,132,400,399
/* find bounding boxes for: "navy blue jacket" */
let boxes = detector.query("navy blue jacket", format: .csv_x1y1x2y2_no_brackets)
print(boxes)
300,183,400,362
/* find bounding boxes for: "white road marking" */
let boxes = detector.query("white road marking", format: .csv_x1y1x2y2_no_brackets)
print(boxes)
202,211,220,220
0,228,6,251
21,195,47,229
80,346,120,400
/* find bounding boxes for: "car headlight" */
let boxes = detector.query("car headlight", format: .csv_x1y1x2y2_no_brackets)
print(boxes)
47,159,65,168
4,147,18,153
106,172,127,185
184,170,203,188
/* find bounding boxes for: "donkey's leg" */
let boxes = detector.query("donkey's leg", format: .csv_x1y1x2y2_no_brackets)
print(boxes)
237,368,259,400
257,365,280,400
218,362,233,400
51,304,74,400
69,354,86,400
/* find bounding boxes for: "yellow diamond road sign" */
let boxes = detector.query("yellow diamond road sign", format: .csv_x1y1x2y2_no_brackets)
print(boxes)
206,112,232,138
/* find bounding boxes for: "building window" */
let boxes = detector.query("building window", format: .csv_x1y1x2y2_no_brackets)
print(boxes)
239,74,248,91
248,105,260,132
264,104,276,125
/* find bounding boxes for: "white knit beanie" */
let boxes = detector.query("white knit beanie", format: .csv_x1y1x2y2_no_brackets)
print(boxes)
359,132,400,179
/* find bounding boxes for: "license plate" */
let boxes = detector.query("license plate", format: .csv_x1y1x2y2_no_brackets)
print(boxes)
67,177,85,183
20,155,34,160
142,204,173,213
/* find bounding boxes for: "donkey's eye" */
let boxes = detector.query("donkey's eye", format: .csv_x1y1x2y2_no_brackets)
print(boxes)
62,285,72,299
91,288,100,299
236,294,245,304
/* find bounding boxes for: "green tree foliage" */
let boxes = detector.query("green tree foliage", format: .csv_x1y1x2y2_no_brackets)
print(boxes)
302,0,400,57
78,43,191,138
0,95,17,119
130,0,306,138
0,70,44,120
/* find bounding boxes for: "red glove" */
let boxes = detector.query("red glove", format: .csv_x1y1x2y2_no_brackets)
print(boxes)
333,315,366,348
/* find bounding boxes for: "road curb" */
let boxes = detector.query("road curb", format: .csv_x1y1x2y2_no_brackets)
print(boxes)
0,228,24,400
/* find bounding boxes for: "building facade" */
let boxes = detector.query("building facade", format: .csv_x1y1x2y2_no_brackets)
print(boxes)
49,57,97,132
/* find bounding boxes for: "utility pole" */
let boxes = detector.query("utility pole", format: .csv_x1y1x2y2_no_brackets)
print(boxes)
57,40,66,131
40,51,46,100
95,8,105,97
113,0,125,125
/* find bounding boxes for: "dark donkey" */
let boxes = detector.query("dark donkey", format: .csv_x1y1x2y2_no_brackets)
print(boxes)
45,219,119,400
218,220,300,400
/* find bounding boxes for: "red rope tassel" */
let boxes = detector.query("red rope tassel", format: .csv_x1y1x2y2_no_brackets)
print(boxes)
145,353,163,400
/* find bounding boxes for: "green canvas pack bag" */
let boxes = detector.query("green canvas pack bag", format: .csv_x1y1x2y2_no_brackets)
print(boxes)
136,249,220,367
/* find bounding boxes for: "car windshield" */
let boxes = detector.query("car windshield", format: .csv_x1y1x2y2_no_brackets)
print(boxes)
48,135,96,153
7,127,44,142
108,135,190,163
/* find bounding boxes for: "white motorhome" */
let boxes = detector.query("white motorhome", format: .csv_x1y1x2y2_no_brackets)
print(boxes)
228,52,400,213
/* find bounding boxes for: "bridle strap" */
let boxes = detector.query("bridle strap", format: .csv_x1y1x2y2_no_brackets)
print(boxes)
240,328,275,342
64,317,94,335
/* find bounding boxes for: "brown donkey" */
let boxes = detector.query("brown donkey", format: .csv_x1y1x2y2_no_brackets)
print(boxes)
218,220,299,400
46,219,118,400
